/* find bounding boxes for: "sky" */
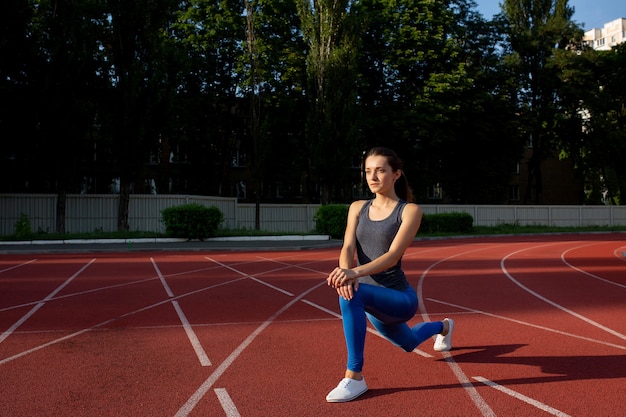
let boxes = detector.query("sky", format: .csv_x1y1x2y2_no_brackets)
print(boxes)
474,0,626,30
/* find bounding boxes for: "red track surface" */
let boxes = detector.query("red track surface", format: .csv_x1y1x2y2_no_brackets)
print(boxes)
1,234,625,416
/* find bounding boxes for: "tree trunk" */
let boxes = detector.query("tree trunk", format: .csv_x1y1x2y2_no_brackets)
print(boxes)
117,179,131,231
255,188,261,231
55,190,66,234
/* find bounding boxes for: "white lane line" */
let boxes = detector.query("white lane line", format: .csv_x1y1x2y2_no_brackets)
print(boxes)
427,298,626,351
0,276,248,366
0,258,37,274
172,300,211,366
205,257,294,296
173,280,327,417
417,245,499,417
501,248,626,341
214,388,241,417
0,258,95,344
561,243,626,289
0,326,95,366
1,263,227,313
151,258,211,366
152,257,175,298
473,376,572,417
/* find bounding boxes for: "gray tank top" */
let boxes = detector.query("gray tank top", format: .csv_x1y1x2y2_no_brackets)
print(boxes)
356,199,409,291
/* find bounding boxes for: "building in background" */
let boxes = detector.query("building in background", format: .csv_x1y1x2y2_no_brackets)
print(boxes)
584,18,626,51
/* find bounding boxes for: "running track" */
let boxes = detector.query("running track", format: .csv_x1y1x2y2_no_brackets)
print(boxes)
1,233,625,416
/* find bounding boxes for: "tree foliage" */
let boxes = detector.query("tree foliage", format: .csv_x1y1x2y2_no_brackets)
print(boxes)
555,42,626,204
297,0,361,203
501,0,583,203
1,0,625,235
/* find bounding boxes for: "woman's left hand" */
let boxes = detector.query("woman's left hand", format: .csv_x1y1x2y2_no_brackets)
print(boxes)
327,267,359,300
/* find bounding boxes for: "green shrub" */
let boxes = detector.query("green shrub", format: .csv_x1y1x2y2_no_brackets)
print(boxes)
314,206,474,238
161,203,224,240
314,204,349,238
420,212,474,234
14,213,32,239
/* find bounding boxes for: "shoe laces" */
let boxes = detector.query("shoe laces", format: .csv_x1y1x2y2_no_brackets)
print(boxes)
338,378,352,389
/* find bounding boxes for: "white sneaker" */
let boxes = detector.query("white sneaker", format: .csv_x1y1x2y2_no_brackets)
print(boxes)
433,318,454,352
326,377,368,402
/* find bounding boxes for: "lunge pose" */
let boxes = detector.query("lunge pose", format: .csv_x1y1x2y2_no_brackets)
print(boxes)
326,147,454,403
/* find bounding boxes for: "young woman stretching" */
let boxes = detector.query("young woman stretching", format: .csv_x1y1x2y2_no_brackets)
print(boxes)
325,147,454,403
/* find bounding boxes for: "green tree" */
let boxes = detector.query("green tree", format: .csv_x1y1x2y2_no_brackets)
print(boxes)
353,0,522,203
555,42,626,204
297,0,360,203
3,0,625,209
0,0,37,192
431,7,526,203
23,0,104,232
244,0,265,228
252,0,308,203
501,0,583,203
171,0,246,197
102,0,181,230
595,43,626,204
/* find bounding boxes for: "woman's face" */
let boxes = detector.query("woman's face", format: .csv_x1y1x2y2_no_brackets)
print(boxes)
364,155,400,195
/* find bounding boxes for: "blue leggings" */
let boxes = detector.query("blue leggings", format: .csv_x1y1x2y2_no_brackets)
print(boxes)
339,283,444,372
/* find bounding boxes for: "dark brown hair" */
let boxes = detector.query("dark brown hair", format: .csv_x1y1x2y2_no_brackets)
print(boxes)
364,147,414,203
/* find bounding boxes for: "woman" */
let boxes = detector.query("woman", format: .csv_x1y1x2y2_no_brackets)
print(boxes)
326,147,454,403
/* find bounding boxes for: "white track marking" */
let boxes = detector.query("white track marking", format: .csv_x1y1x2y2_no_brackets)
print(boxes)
417,244,498,417
172,300,211,366
0,264,225,313
0,276,248,366
214,388,241,417
0,258,95,344
501,248,626,341
428,298,626,351
0,326,95,366
173,281,327,417
444,357,497,417
0,258,37,274
300,299,341,318
561,243,626,289
0,255,331,365
473,376,572,417
151,258,211,366
206,257,294,296
614,246,626,261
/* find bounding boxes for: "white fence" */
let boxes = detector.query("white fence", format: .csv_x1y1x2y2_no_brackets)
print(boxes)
0,194,318,235
421,204,626,227
1,193,626,236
